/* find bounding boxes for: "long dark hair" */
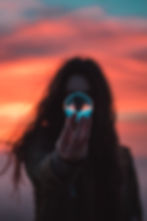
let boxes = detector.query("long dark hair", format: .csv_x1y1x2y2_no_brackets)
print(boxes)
11,56,122,218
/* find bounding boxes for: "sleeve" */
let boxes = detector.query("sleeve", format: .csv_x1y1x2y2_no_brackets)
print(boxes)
120,147,143,221
22,131,86,194
22,134,86,220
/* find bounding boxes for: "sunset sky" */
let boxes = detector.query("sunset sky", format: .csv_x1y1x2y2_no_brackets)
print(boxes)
0,1,147,152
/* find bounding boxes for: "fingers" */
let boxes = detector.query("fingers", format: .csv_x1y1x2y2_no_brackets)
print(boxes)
56,116,93,161
72,117,93,145
59,114,76,142
68,117,92,159
80,117,92,139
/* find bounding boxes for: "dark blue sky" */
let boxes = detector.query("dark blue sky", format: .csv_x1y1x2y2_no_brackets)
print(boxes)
43,0,147,17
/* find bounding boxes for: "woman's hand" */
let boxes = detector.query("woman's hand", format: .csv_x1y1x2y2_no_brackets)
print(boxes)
55,114,92,163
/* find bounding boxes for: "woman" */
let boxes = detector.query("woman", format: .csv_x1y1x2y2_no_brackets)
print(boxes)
12,57,142,221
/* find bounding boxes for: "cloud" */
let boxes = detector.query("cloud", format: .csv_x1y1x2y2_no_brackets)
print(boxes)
0,8,146,62
0,102,35,141
23,5,70,20
0,0,73,28
127,48,147,62
0,0,43,26
0,57,59,105
0,103,33,119
0,6,147,141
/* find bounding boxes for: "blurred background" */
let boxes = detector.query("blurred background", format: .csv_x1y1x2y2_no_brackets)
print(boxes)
0,0,146,220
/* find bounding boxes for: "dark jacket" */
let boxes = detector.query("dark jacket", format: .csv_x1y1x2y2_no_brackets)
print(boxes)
23,132,142,221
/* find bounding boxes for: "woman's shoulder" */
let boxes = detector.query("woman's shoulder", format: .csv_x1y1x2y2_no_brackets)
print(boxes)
118,145,132,155
117,147,143,220
117,145,136,180
117,145,133,164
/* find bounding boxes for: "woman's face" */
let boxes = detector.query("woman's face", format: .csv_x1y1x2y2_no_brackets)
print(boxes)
65,74,90,93
64,74,93,121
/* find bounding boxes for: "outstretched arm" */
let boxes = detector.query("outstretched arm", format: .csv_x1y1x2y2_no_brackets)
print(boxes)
23,141,86,221
24,114,91,189
22,115,92,220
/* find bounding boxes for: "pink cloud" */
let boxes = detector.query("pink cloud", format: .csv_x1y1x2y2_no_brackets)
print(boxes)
0,7,146,143
0,0,43,26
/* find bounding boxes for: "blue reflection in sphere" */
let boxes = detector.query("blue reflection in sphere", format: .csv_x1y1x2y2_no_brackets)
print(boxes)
63,91,94,121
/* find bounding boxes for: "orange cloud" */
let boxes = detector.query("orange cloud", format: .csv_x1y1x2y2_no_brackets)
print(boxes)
0,7,146,151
